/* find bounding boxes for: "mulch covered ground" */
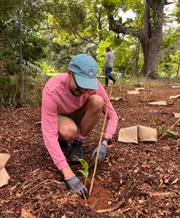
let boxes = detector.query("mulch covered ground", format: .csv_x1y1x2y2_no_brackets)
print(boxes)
0,81,180,218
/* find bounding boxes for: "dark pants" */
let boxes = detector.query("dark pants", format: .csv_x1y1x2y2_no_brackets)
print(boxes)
105,67,116,86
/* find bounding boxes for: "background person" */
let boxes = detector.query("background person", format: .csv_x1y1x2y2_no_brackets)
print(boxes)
41,54,118,197
104,47,116,87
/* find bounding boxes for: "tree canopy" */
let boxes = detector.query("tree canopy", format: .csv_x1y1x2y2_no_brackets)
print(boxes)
0,0,179,106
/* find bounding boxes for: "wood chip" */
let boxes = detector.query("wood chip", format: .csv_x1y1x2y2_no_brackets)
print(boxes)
149,191,174,197
171,86,180,88
127,90,140,94
20,208,36,218
171,178,179,185
169,95,180,99
110,97,125,101
148,101,167,106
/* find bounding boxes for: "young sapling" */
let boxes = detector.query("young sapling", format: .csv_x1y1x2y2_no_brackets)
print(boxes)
156,123,177,137
73,156,89,187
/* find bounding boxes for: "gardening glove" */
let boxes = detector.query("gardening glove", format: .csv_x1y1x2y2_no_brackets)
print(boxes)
92,143,108,162
65,175,88,197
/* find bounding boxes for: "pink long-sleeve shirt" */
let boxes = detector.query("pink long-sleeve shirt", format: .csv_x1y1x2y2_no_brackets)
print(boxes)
41,73,118,170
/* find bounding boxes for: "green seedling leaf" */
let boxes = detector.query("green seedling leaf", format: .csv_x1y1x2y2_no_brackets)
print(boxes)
156,122,174,136
156,121,178,138
78,170,89,179
157,125,166,135
73,155,89,171
165,130,177,136
80,159,89,172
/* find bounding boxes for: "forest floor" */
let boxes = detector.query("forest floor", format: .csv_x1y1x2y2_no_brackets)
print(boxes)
0,80,180,218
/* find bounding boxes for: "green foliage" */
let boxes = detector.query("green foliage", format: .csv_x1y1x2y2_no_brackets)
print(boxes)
22,36,47,62
39,61,59,76
0,77,10,108
47,0,96,43
174,0,180,23
0,0,48,107
0,75,42,108
96,30,143,77
97,38,115,74
159,27,180,78
102,0,122,10
0,0,179,108
41,0,144,77
43,0,102,72
0,0,47,63
48,0,87,32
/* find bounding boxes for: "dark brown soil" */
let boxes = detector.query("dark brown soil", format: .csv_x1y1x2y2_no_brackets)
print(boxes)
0,82,180,218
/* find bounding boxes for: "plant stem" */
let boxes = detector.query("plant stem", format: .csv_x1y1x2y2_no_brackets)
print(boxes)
84,178,87,187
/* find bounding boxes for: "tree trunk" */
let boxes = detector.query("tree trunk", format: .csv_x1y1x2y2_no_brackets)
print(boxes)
176,56,180,77
133,40,140,77
107,0,165,78
140,0,164,77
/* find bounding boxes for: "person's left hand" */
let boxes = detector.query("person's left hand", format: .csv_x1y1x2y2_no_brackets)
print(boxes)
92,143,108,162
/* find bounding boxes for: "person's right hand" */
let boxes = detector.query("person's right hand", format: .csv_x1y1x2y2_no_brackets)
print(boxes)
65,175,88,197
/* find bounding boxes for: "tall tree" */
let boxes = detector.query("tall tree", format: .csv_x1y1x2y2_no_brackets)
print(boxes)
104,0,176,77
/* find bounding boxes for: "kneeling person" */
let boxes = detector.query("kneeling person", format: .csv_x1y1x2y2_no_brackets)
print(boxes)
41,54,118,197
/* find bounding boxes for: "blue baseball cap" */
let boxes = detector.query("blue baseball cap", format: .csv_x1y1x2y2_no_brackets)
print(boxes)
69,54,98,90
